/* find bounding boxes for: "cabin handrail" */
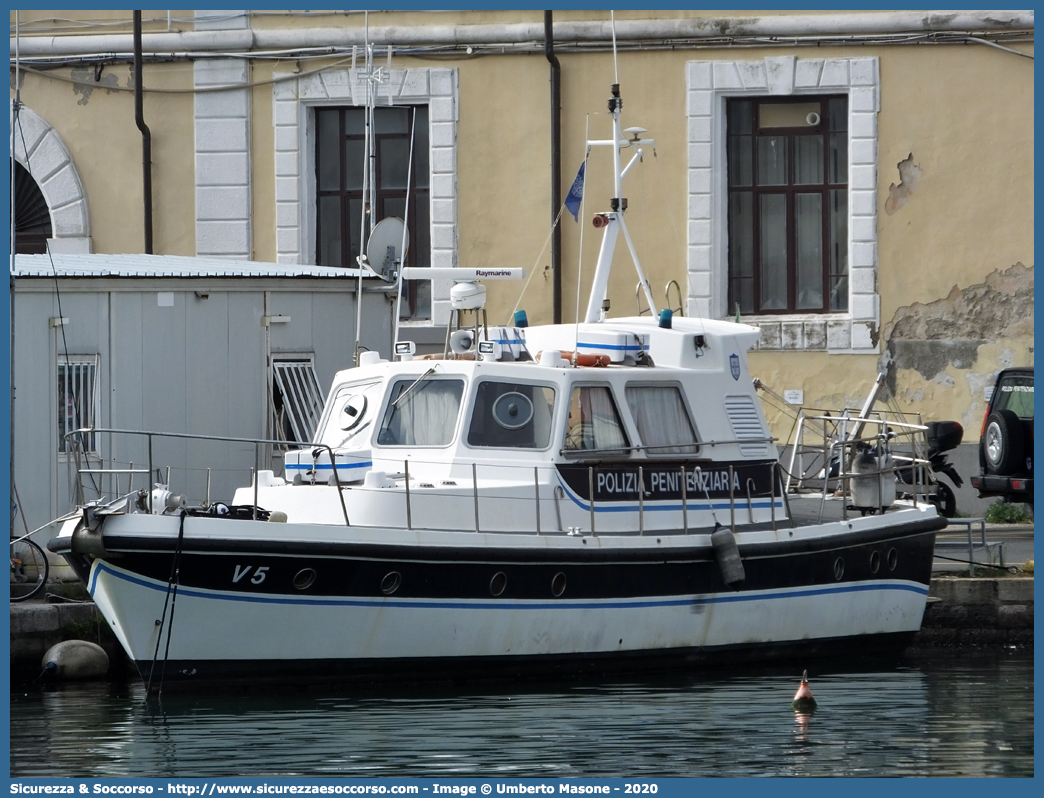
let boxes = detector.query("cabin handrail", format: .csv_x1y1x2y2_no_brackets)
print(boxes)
559,435,776,458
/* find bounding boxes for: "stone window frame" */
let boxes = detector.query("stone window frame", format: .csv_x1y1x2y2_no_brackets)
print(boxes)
273,67,458,327
686,56,880,353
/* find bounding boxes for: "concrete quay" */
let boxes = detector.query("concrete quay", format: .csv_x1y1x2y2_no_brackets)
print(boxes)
10,599,130,679
914,576,1034,647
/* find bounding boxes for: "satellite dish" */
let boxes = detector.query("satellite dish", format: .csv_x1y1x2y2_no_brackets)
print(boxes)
365,217,409,282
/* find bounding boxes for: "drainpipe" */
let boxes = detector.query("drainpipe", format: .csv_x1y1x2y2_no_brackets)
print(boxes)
544,11,562,324
133,10,153,254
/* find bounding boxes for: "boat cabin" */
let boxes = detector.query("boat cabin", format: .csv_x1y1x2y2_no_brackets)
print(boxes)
244,316,782,535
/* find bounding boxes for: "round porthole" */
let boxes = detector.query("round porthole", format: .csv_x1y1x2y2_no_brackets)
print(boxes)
492,392,534,430
551,572,567,598
490,572,507,597
870,551,881,574
339,394,368,431
380,571,402,595
293,568,317,590
887,548,898,571
833,557,845,581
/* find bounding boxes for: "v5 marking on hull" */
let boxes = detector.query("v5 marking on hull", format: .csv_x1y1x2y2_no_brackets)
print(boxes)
233,565,269,585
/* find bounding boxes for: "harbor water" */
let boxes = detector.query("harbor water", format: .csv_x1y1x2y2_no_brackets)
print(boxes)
9,648,1032,778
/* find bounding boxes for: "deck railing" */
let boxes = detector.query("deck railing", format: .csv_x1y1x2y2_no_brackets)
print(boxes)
63,416,928,537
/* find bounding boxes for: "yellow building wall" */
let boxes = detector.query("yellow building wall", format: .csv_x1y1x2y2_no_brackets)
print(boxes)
11,11,1033,434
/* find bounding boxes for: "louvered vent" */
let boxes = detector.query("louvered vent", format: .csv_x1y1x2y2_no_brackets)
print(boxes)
723,394,769,457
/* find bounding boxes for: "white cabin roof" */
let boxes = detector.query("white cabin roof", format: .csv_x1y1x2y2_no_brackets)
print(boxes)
12,253,371,279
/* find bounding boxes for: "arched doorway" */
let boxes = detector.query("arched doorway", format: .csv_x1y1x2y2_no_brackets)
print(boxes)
10,100,92,254
12,161,52,254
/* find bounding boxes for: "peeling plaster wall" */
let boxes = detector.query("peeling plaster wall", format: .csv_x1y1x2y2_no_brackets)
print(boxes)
878,263,1034,430
884,153,921,216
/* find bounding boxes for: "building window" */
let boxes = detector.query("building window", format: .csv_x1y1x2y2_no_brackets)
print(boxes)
315,105,431,319
727,96,848,316
58,356,98,454
271,357,324,446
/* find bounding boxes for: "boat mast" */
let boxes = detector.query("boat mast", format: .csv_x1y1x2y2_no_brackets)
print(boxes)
582,84,659,324
10,12,20,533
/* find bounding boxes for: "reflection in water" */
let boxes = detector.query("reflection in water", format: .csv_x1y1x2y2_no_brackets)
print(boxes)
10,649,1033,778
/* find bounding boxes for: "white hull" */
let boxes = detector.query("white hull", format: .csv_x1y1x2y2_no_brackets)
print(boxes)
92,558,929,665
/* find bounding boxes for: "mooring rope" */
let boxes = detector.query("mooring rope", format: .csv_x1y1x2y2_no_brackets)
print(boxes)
144,510,186,697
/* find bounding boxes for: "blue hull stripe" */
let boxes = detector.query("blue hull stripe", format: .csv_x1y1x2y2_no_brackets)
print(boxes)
89,561,927,611
284,461,372,471
577,341,647,351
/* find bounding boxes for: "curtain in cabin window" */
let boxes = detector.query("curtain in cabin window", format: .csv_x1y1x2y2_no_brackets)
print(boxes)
378,379,464,446
625,385,699,455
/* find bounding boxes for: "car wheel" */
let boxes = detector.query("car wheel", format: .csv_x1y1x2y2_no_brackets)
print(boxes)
983,408,1024,476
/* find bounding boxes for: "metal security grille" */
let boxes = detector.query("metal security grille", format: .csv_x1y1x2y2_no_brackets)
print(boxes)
58,358,97,453
272,359,324,445
723,394,769,457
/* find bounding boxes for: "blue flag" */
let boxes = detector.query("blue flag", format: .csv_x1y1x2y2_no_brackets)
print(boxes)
564,161,585,222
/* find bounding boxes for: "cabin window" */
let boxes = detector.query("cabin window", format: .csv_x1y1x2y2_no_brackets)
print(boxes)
318,380,384,449
376,377,465,447
271,357,324,447
58,356,98,454
625,385,700,456
467,381,556,449
563,386,629,454
726,96,848,315
315,105,431,320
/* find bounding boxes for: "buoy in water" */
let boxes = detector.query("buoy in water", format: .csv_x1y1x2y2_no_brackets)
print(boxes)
791,669,817,712
42,640,109,680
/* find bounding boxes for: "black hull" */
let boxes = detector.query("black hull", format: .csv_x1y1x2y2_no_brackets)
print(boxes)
66,518,942,603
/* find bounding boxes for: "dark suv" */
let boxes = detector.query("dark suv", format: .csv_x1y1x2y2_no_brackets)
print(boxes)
971,367,1033,509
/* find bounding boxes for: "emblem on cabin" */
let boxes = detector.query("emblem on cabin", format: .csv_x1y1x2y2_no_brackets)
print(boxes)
729,353,740,380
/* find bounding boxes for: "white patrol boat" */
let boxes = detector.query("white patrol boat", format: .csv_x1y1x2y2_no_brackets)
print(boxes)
50,82,944,691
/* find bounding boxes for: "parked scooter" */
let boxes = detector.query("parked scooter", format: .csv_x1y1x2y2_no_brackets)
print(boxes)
893,420,964,518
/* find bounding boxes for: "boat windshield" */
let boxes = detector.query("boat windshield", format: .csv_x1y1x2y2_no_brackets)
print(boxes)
467,381,556,449
319,380,383,449
376,377,465,446
563,386,629,455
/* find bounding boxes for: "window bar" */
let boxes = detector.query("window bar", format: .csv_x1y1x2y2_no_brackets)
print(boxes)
915,412,923,508
554,485,565,533
746,478,756,524
729,465,736,534
472,462,480,533
638,466,644,536
770,462,776,531
781,462,797,528
680,465,688,533
148,434,154,514
534,467,541,536
588,467,596,536
405,460,412,530
253,443,259,521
